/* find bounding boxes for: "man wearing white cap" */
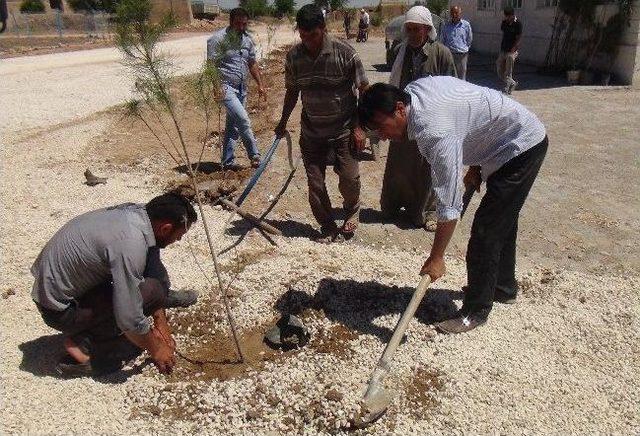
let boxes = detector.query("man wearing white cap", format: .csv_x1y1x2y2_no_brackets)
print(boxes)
382,6,457,231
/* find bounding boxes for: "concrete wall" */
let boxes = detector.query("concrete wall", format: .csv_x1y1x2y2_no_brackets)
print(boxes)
612,0,640,86
456,0,557,65
150,0,192,24
455,0,640,85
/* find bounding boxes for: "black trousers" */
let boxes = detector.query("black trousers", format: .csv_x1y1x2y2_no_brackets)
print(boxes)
464,136,548,314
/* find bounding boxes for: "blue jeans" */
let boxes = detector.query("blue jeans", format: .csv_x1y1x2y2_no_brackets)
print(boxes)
222,83,260,166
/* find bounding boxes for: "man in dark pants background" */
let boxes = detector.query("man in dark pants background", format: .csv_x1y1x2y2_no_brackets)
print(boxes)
497,6,523,94
31,193,199,377
358,77,548,334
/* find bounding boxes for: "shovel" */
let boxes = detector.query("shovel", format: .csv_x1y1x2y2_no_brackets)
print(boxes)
354,186,476,428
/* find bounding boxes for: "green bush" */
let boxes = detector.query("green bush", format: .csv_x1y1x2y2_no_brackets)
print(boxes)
68,0,121,13
273,0,294,16
20,0,46,13
370,11,382,27
240,0,272,17
426,0,448,16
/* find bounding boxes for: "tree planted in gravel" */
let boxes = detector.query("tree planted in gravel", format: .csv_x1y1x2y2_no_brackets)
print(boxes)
115,0,246,362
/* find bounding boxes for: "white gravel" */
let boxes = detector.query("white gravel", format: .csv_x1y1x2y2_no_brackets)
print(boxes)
1,28,639,435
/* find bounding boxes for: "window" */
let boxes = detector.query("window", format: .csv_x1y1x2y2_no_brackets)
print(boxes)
477,0,496,10
502,0,523,8
536,0,558,7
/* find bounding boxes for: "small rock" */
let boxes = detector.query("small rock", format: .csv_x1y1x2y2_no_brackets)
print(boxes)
325,389,343,402
246,408,262,420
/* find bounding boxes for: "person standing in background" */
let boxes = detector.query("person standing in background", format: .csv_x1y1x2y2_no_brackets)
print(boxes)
441,5,473,81
207,8,265,170
497,6,522,94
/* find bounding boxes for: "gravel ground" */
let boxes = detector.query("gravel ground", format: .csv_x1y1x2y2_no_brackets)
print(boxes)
2,32,639,434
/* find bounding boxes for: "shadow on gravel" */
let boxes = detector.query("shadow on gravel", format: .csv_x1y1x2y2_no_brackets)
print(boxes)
360,207,427,230
19,334,148,383
18,334,65,377
225,217,318,239
274,278,462,343
173,161,223,175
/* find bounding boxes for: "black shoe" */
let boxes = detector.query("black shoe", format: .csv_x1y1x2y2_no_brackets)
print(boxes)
55,355,94,378
166,289,199,308
435,309,488,334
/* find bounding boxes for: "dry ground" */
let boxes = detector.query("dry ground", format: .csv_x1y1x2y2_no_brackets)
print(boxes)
1,34,639,434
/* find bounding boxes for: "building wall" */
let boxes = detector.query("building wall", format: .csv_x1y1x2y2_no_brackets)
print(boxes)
150,0,192,24
612,0,640,85
455,0,640,86
455,0,558,65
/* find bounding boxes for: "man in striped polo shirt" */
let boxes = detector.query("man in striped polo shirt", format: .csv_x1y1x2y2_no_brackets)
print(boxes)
358,77,548,334
275,4,369,242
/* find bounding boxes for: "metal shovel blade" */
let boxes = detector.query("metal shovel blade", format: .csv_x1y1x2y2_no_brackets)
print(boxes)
353,382,392,428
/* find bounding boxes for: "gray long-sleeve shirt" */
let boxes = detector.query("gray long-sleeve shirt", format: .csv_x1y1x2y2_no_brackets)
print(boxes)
31,203,161,335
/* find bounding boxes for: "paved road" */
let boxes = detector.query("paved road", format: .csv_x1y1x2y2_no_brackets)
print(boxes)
0,27,297,136
352,36,390,85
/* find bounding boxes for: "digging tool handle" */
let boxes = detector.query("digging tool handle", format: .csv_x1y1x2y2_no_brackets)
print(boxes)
377,274,432,368
461,185,475,218
219,198,282,236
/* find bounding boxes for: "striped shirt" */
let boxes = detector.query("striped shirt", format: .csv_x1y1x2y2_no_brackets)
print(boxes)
285,34,368,139
405,76,546,221
441,19,473,54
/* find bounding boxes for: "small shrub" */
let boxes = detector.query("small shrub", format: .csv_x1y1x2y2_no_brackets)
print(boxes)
370,11,382,27
426,0,448,16
240,0,271,17
68,0,120,13
273,0,294,16
20,0,46,13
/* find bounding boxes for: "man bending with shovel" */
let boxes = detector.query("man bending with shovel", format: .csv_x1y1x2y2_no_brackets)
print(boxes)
358,77,548,334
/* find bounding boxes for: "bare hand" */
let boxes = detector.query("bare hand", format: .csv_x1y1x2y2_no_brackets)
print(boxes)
151,329,176,374
153,325,176,351
274,121,287,138
420,256,446,281
463,167,482,193
352,126,367,151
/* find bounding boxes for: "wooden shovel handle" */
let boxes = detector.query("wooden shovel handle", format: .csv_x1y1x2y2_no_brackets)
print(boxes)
378,274,432,366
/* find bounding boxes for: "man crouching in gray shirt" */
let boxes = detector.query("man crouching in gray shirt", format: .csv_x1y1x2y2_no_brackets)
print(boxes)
31,193,199,378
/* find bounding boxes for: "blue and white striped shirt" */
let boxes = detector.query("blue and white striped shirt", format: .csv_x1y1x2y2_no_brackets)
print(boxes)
405,76,546,221
441,19,473,54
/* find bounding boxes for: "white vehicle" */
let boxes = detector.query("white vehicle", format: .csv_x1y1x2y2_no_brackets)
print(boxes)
191,0,220,19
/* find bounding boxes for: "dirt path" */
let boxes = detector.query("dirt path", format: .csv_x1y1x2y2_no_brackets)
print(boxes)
0,24,297,136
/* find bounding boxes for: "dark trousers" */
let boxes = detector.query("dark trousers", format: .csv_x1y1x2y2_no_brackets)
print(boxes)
464,136,548,314
300,134,361,231
36,278,168,356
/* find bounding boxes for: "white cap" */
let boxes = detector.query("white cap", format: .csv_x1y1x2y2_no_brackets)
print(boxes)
404,5,437,41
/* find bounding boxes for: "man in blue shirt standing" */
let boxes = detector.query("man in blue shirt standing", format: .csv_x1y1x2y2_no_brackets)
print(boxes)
440,5,473,81
207,8,265,170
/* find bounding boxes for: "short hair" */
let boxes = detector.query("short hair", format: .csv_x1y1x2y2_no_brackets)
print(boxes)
503,6,514,15
296,4,325,31
230,7,249,23
358,83,411,130
146,193,197,227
